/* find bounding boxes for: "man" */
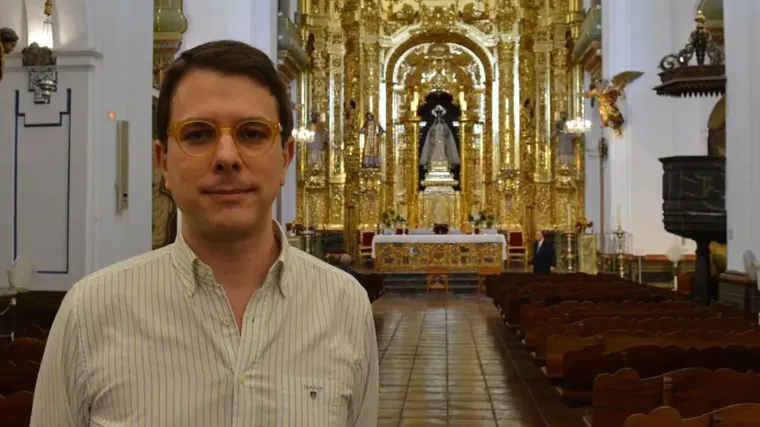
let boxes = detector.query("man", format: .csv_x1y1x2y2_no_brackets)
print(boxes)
31,40,378,427
531,230,555,275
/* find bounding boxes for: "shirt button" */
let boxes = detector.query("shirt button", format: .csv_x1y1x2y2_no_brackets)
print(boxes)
223,319,232,326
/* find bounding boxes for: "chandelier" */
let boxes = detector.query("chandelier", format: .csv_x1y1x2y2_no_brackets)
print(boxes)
292,127,314,145
565,118,592,134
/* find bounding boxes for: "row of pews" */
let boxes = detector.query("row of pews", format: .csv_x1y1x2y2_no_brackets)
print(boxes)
485,273,760,427
0,327,47,427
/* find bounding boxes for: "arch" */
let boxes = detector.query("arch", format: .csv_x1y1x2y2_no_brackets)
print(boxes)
385,30,494,89
707,95,725,157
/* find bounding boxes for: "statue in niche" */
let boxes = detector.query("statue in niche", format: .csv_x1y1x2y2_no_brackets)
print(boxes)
0,28,19,84
360,112,384,168
419,105,460,170
551,111,574,166
307,111,328,169
583,71,644,137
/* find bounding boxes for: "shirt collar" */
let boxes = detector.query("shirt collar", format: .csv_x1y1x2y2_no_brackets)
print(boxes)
171,221,291,298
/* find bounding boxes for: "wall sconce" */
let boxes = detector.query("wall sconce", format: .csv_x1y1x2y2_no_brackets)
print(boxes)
21,42,58,104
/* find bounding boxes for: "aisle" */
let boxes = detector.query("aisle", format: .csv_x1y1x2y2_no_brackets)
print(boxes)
372,295,585,427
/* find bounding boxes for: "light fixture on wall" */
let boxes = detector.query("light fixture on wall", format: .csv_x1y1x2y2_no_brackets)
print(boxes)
21,42,58,104
565,117,592,134
43,0,54,35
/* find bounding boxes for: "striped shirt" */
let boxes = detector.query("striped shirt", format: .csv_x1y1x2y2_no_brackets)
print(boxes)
30,223,379,427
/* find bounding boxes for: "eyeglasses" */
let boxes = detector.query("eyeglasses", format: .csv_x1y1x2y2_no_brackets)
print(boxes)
168,118,282,157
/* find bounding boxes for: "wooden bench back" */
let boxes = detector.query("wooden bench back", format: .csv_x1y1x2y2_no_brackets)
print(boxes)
592,368,760,427
623,404,760,427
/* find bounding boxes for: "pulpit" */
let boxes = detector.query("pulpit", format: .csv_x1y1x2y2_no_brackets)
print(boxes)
660,156,726,304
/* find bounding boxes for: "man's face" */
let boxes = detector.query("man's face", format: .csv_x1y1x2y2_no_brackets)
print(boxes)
2,41,16,53
535,231,543,241
155,69,294,240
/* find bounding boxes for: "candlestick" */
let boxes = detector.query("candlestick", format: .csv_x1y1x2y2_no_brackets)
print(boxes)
459,91,467,111
305,202,310,226
566,204,571,228
616,204,621,229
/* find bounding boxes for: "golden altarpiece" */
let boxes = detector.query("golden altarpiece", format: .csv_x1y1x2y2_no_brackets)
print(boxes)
149,0,592,263
295,0,588,255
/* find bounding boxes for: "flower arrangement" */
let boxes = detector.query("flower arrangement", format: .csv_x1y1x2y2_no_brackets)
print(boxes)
468,210,495,230
381,210,406,228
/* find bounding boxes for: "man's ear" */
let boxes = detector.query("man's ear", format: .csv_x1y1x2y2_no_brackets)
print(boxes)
279,136,296,187
154,140,170,191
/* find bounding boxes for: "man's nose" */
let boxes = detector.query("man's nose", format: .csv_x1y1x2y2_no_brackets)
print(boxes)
211,132,242,171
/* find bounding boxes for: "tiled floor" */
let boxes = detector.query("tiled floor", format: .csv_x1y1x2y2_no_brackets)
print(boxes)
373,294,586,427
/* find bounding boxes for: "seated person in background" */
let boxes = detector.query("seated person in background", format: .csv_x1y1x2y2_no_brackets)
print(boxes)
532,230,555,275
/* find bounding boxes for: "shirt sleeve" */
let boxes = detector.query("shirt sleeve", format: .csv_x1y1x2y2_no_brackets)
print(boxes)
349,297,379,427
30,287,91,426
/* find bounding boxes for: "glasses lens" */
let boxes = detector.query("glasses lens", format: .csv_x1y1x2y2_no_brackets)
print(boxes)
177,121,218,155
235,120,275,155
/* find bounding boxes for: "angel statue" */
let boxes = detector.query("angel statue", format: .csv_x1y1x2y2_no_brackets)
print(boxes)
583,71,644,137
0,28,19,84
359,112,384,168
420,105,460,169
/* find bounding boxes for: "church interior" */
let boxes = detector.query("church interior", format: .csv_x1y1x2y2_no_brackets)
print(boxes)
3,0,760,425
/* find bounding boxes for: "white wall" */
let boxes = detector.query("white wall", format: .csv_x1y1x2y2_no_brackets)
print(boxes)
599,0,717,255
0,0,153,290
724,0,760,271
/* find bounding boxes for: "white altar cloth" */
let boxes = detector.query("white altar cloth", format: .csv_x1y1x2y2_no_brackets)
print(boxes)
371,234,507,259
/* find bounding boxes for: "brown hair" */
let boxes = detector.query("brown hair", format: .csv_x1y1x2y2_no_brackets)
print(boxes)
155,40,292,148
0,28,19,43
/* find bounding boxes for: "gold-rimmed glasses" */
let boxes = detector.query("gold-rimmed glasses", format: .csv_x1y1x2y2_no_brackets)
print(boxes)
168,118,282,157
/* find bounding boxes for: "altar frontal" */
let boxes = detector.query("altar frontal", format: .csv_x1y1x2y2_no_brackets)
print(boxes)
372,234,506,272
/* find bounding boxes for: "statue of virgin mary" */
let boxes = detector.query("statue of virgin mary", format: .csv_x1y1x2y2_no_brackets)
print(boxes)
419,105,460,169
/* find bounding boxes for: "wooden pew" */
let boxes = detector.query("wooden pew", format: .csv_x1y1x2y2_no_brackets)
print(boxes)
0,360,40,396
0,391,34,427
522,303,716,348
533,315,756,361
588,368,760,427
545,329,760,380
623,404,760,427
0,337,45,364
560,345,760,406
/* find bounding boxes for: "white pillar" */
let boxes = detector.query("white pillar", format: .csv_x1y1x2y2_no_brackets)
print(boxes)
0,0,153,290
600,0,714,255
583,72,603,239
724,0,760,271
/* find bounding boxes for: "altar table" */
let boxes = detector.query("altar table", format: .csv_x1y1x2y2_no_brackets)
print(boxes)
371,234,507,272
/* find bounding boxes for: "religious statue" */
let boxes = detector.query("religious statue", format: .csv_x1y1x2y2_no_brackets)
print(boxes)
307,111,328,170
419,105,460,169
551,111,574,166
583,71,644,137
359,112,384,168
0,28,19,84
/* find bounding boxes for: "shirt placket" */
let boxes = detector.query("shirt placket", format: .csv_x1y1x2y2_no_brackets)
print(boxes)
233,272,275,426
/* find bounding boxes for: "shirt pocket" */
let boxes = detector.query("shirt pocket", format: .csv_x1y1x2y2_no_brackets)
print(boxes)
259,376,349,427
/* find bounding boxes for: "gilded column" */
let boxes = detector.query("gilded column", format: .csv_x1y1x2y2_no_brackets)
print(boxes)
401,116,420,226
459,113,476,227
341,0,361,254
152,0,187,249
497,38,516,227
517,0,539,236
327,28,345,230
359,0,385,225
